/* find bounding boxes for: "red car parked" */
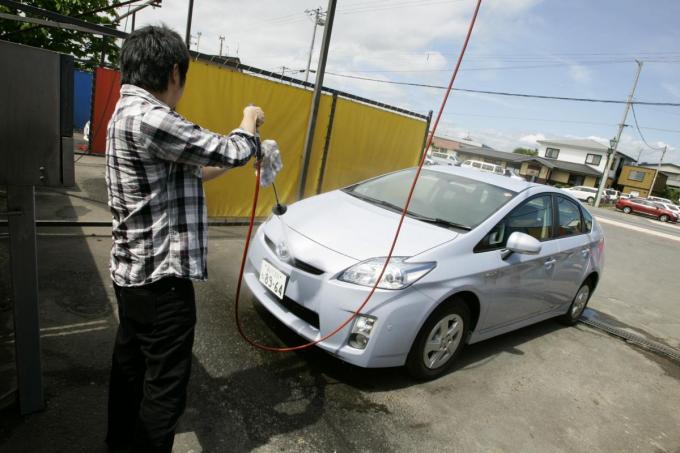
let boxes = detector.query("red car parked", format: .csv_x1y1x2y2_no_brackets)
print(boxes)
615,197,679,222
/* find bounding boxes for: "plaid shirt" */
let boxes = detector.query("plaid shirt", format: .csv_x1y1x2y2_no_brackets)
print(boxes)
106,84,258,286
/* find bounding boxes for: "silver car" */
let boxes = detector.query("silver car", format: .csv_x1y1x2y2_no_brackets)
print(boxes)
245,165,605,379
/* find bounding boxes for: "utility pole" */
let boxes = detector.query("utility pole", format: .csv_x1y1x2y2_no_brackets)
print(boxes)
594,60,643,207
304,7,326,83
185,0,194,48
297,0,337,200
649,145,667,197
219,35,225,56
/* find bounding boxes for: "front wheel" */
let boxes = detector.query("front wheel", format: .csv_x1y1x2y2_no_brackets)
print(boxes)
623,206,632,214
406,301,470,380
659,214,669,222
587,197,595,204
558,282,591,326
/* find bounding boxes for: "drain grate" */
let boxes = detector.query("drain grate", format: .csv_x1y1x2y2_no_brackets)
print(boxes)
579,316,680,364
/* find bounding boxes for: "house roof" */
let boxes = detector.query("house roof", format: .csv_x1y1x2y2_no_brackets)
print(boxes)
537,138,610,151
530,158,602,176
639,162,680,175
455,146,529,163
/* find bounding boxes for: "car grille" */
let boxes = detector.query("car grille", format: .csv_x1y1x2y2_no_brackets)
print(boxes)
264,235,325,275
279,296,320,330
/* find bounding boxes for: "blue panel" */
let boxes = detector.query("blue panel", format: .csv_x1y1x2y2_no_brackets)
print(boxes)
73,70,93,131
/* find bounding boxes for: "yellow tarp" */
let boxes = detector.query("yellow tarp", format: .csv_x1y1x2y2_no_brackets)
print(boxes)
176,60,426,218
316,97,425,193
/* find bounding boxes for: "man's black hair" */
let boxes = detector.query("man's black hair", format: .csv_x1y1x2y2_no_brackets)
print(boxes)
120,25,191,91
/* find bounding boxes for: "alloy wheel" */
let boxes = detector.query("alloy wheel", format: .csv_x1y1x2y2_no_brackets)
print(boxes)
422,314,463,369
571,285,590,320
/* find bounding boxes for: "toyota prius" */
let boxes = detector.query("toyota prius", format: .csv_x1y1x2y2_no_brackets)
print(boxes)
244,165,604,379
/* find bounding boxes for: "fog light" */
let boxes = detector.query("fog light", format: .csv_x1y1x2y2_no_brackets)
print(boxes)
348,315,376,349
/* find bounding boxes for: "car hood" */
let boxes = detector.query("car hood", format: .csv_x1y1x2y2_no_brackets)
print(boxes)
275,190,459,261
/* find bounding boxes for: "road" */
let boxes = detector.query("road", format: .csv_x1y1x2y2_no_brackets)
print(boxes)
1,161,679,452
587,206,680,350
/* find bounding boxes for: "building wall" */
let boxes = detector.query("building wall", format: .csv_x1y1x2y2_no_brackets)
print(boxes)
666,173,680,188
538,144,606,174
617,166,668,194
584,175,597,187
549,170,570,184
621,186,649,198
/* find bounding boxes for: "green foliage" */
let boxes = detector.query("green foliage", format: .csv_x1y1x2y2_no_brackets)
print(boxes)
513,147,538,156
0,0,121,70
660,186,680,204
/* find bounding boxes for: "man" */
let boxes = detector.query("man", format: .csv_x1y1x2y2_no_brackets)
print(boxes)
105,25,264,452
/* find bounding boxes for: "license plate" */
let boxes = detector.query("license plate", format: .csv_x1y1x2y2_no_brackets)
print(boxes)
259,260,288,300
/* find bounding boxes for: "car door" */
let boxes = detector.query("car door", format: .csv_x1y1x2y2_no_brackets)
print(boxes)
637,200,657,217
474,194,560,331
551,195,591,312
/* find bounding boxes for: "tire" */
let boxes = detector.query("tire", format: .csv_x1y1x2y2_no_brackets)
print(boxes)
558,282,592,326
659,214,669,222
587,197,594,204
622,207,632,214
406,301,470,380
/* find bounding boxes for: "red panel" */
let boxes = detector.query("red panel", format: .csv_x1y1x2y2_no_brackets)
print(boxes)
90,67,121,154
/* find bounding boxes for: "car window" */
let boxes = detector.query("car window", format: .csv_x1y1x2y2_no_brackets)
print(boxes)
475,195,553,252
555,196,583,237
472,162,482,168
581,208,593,232
345,168,517,230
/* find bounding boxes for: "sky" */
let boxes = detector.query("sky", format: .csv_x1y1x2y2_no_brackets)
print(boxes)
125,0,680,164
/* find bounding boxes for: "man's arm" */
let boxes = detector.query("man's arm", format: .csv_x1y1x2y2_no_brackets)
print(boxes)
202,166,229,181
141,106,264,168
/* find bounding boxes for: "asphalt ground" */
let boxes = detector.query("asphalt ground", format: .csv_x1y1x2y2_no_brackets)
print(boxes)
1,157,679,452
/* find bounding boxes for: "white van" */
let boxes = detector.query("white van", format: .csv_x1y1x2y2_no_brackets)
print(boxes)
461,159,505,175
429,151,459,166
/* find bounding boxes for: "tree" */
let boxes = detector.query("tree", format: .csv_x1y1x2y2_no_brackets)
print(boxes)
513,147,538,156
0,0,122,70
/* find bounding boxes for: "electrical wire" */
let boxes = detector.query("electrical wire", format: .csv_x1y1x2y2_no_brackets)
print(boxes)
233,0,484,352
323,72,680,107
631,104,667,151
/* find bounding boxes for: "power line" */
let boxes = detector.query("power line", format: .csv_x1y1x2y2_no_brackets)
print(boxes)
630,104,667,150
323,71,680,107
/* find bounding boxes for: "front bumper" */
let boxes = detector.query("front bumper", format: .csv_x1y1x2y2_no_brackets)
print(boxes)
243,226,435,368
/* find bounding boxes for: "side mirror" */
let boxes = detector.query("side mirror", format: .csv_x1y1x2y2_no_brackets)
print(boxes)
502,232,542,259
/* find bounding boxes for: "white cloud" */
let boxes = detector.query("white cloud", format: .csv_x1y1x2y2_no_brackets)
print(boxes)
662,82,680,100
568,64,591,83
127,0,543,105
519,133,545,146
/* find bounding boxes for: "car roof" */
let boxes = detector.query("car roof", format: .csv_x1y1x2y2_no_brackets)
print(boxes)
423,164,538,192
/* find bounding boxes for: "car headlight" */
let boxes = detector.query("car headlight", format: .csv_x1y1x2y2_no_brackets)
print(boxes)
338,257,436,290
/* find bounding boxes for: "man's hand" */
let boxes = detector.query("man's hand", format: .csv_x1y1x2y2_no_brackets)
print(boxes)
240,105,265,134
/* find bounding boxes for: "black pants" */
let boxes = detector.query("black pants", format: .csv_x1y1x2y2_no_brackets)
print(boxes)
106,277,196,453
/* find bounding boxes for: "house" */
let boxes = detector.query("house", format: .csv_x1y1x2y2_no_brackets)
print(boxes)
617,165,668,198
639,162,680,189
454,146,527,170
536,138,635,187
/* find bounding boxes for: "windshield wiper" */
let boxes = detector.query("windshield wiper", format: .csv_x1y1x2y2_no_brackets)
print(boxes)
345,191,403,212
405,212,472,231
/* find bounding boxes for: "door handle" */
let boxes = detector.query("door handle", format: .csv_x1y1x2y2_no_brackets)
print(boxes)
544,258,556,268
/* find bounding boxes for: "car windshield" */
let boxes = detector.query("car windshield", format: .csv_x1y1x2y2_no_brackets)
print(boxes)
343,168,517,230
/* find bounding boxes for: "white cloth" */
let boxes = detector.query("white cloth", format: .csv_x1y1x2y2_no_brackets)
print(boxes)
259,139,283,187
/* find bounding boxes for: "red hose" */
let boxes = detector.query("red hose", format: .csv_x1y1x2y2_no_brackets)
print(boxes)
234,0,483,352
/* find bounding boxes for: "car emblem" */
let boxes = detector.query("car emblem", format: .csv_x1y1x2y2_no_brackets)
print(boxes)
275,241,290,261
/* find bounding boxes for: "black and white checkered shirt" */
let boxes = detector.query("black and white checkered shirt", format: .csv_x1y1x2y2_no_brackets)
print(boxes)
106,84,258,286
